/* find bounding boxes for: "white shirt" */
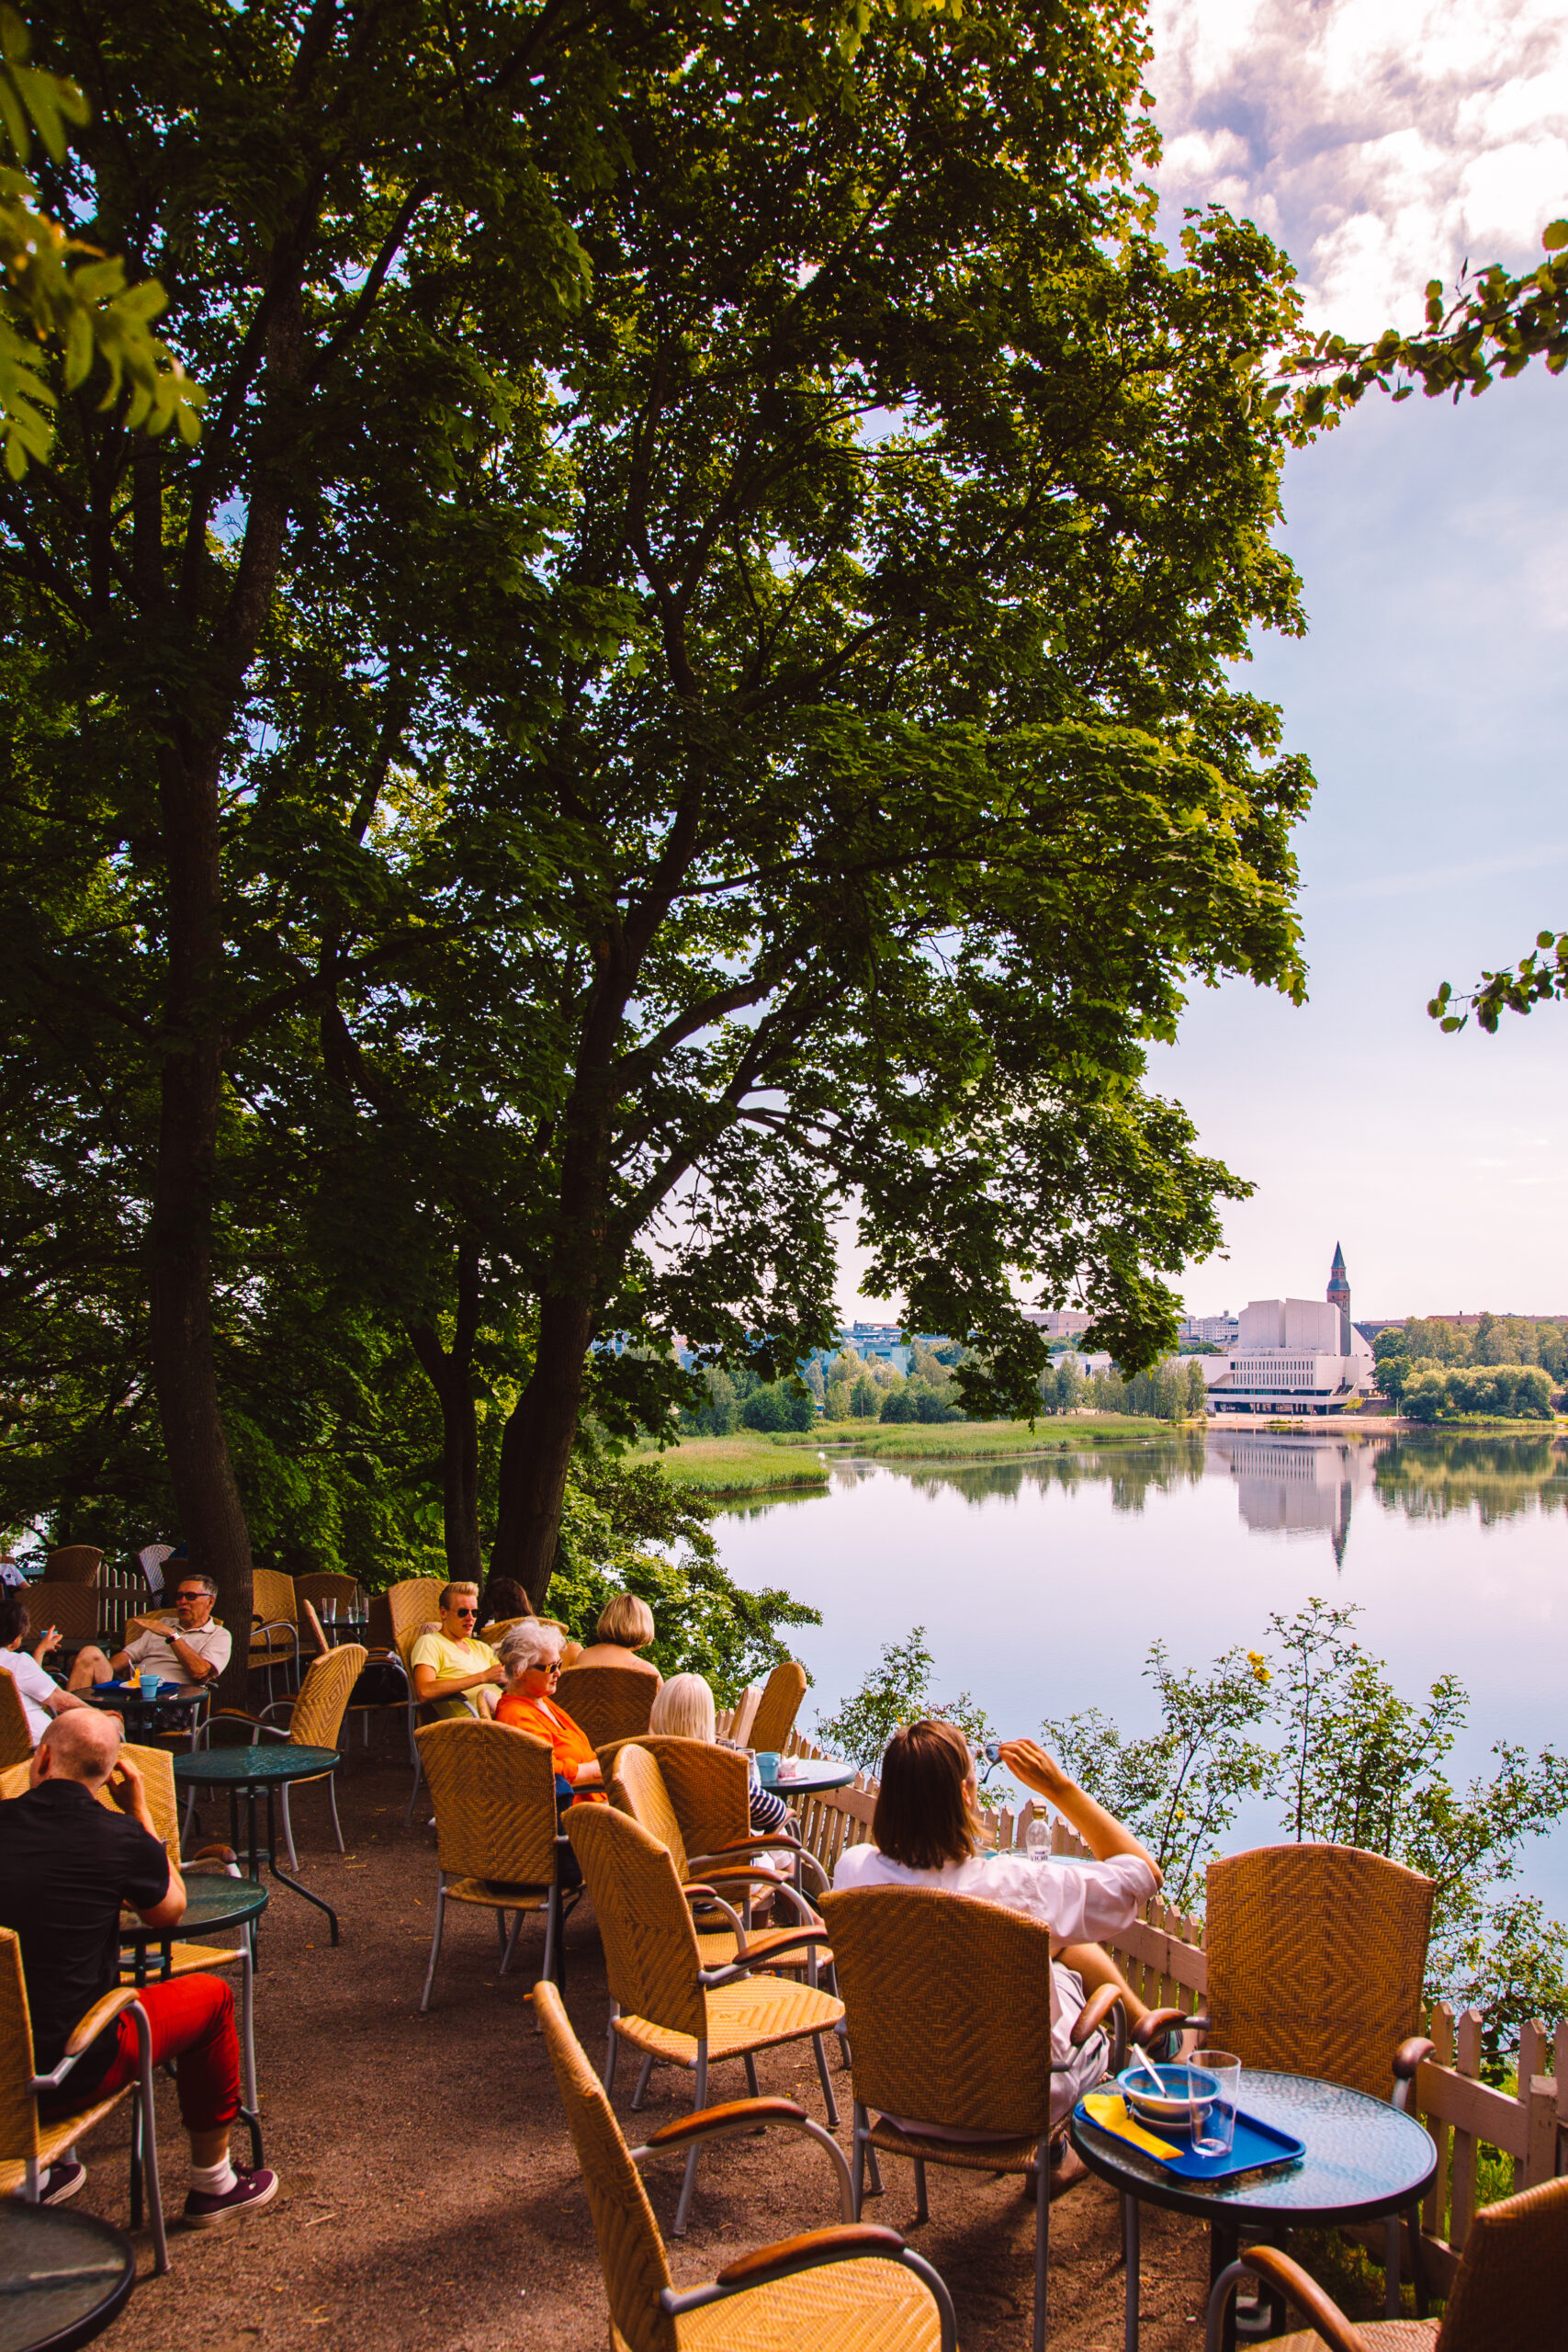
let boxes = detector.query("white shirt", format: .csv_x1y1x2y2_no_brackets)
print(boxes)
123,1619,231,1690
831,1840,1156,2127
0,1645,59,1741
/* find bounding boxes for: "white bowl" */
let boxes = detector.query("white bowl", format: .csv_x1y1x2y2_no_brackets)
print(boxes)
1115,2064,1216,2129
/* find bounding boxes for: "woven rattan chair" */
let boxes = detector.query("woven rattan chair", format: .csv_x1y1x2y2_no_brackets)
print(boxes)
555,1662,658,1748
0,1927,169,2270
247,1567,300,1704
28,1583,98,1649
197,1644,365,1869
1205,2173,1568,2352
42,1545,104,1585
415,1715,571,2013
820,1883,1131,2352
748,1660,807,1754
567,1802,842,2234
610,1744,826,1972
387,1576,445,1806
535,1976,957,2352
294,1573,359,1620
1137,1843,1437,2318
0,1670,33,1767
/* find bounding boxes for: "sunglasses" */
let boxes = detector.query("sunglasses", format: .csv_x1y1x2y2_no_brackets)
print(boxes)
175,1589,208,1602
451,1605,479,1618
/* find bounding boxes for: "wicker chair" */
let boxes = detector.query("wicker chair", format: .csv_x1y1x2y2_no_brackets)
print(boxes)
28,1583,98,1650
610,1743,826,1973
1136,1843,1437,2319
246,1567,301,1705
554,1662,657,1748
0,1670,33,1768
415,1715,571,2013
535,1976,957,2352
567,1803,843,2234
42,1546,104,1585
386,1577,445,1808
748,1659,807,1754
196,1645,365,1869
1205,2173,1568,2352
819,1883,1130,2352
294,1573,360,1623
0,1927,169,2269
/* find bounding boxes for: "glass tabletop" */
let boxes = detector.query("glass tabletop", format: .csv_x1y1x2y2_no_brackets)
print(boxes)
121,1876,268,1941
173,1744,340,1784
756,1757,858,1792
1070,2069,1437,2223
0,2201,135,2352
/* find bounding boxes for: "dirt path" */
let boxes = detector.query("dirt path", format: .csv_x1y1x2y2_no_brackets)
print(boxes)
72,1743,1358,2351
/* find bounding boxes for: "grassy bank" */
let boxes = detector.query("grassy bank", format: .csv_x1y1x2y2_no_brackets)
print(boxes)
643,1415,1191,1497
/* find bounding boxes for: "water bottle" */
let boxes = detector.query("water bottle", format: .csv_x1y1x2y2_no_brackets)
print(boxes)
1025,1815,1051,1867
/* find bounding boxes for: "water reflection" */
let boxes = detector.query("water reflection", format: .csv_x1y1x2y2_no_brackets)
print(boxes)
819,1428,1568,1567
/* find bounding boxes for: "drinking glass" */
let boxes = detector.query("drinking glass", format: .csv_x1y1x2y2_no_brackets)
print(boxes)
1024,1815,1051,1865
1189,2050,1241,2156
324,1595,337,1628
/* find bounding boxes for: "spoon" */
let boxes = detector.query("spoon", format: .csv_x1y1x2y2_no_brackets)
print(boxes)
1127,2040,1168,2093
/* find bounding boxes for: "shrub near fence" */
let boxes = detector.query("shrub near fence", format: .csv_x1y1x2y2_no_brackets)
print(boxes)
713,1703,1568,2295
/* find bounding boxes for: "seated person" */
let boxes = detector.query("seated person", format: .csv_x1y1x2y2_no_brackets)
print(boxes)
0,1711,276,2221
69,1571,231,1696
494,1621,604,1803
650,1671,793,1838
475,1574,530,1637
0,1589,91,1743
409,1583,506,1719
832,1721,1158,2165
570,1592,661,1681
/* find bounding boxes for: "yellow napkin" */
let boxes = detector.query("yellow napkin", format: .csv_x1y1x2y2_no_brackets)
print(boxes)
1081,2092,1182,2161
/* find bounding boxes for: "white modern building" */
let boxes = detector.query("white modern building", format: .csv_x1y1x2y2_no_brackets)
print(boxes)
1201,1250,1377,1418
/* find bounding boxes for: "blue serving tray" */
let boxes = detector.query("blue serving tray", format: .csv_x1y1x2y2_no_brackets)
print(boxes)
95,1679,180,1697
1076,2097,1306,2185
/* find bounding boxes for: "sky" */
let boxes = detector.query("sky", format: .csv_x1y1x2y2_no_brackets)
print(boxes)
843,0,1568,1328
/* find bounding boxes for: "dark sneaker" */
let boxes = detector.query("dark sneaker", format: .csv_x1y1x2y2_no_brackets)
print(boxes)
183,2166,279,2228
36,2158,87,2206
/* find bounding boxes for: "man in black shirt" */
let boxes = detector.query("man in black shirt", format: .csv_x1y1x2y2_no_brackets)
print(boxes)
1,1710,277,2222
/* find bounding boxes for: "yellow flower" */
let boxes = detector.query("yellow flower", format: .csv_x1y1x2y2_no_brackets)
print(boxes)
1247,1650,1272,1684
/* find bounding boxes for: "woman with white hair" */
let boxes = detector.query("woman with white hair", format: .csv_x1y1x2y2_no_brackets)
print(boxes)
650,1672,793,1837
494,1620,604,1803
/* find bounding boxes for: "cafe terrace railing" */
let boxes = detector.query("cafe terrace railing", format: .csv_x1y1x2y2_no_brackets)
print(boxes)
713,1701,1568,2295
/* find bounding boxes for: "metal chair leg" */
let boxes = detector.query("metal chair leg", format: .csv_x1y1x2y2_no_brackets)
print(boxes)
811,2029,840,2127
327,1772,344,1856
851,2102,868,2215
131,2001,167,2275
631,2052,655,2109
1033,2130,1050,2352
1123,2190,1140,2352
913,2156,929,2224
743,2052,760,2098
673,2050,707,2237
418,1883,446,2014
277,1784,298,1872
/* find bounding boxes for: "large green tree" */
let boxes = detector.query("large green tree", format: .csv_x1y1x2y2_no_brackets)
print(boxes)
5,0,1318,1627
302,2,1315,1601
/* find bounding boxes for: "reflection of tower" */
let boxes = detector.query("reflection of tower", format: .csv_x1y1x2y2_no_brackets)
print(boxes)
1327,1242,1351,1355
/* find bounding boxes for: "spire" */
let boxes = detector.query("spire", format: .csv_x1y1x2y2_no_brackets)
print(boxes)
1327,1243,1351,1353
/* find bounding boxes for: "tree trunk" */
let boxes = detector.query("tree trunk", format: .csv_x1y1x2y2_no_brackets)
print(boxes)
490,1291,594,1611
407,1239,484,1584
149,747,254,1706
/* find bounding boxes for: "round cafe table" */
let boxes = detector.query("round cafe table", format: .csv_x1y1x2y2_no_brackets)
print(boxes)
755,1755,858,1795
118,1877,268,2171
1069,2069,1437,2352
0,2201,135,2352
174,1746,342,1944
79,1681,210,1751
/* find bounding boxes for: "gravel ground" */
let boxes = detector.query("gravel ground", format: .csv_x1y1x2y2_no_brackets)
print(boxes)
64,1739,1363,2352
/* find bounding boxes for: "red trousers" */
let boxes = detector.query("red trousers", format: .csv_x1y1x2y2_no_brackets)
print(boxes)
77,1973,241,2134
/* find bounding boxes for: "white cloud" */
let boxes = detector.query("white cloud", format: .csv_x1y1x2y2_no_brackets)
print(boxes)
1147,0,1568,332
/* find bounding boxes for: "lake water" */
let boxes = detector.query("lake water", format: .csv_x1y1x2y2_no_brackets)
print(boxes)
716,1428,1568,1910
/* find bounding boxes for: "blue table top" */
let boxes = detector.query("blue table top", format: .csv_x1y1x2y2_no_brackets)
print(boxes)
174,1744,340,1785
1070,2068,1436,2224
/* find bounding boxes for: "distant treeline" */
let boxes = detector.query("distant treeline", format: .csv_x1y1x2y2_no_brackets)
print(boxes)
1375,1320,1561,1420
681,1341,1211,1431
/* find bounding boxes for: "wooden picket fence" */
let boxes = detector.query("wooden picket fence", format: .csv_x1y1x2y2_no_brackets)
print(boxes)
713,1700,1568,2291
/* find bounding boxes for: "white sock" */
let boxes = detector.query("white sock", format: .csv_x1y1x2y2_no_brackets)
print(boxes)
189,2157,237,2196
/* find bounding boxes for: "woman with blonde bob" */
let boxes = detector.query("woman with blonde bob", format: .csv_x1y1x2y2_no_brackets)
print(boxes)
570,1591,660,1680
833,1721,1159,2158
650,1672,792,1836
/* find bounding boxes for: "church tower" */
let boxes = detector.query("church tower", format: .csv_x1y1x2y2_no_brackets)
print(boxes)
1327,1243,1351,1354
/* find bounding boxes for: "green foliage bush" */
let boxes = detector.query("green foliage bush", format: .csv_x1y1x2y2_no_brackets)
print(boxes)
1403,1363,1553,1422
812,1625,998,1798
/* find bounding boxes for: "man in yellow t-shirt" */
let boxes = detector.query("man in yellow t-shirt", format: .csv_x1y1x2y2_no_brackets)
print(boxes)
409,1585,505,1718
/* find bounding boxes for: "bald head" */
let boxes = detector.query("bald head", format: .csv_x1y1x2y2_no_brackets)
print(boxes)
36,1708,121,1787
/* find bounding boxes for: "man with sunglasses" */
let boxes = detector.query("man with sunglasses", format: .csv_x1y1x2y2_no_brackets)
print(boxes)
410,1584,506,1718
69,1573,231,1695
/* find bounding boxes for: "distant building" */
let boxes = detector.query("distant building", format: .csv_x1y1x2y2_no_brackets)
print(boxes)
1201,1247,1377,1418
1022,1308,1092,1339
1179,1310,1239,1347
